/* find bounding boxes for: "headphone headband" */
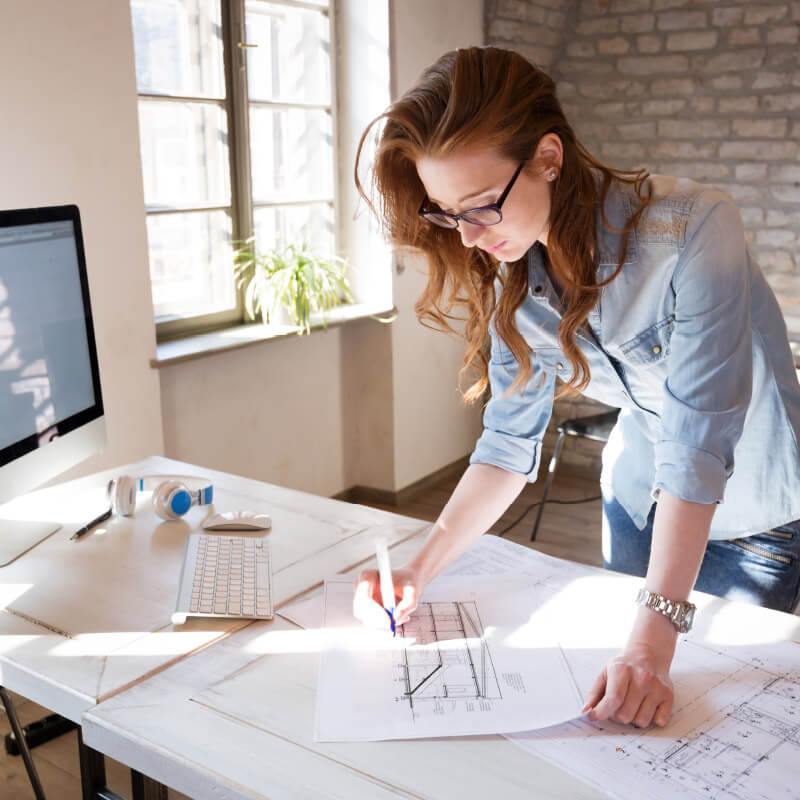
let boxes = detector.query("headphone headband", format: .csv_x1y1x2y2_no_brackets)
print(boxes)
137,475,214,506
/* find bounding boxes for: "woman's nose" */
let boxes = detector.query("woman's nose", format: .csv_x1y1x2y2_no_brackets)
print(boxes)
458,220,484,248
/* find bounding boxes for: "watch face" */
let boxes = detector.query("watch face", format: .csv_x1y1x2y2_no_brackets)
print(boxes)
683,605,695,631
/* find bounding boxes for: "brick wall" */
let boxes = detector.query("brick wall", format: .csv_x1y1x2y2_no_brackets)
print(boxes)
486,0,800,477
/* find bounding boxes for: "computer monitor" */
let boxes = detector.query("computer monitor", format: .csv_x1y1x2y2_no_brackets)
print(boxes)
0,205,106,566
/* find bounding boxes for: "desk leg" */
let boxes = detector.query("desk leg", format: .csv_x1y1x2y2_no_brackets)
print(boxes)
77,729,126,800
131,770,168,800
0,685,47,800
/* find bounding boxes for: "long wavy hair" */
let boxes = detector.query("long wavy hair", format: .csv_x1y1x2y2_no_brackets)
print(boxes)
355,46,651,403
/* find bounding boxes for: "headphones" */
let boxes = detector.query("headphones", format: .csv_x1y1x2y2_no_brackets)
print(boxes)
106,474,214,521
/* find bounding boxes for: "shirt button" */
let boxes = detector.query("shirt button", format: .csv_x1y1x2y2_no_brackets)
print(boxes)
557,362,564,370
533,285,543,294
652,345,661,355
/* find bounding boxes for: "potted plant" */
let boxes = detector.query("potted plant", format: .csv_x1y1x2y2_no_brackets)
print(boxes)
234,238,355,334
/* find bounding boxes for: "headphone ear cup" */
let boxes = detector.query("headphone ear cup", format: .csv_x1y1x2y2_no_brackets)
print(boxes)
108,475,137,516
152,480,192,520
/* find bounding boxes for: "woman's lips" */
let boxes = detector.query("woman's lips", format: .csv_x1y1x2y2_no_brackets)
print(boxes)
485,240,508,254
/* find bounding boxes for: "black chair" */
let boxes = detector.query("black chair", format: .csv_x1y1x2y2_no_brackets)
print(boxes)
530,409,620,542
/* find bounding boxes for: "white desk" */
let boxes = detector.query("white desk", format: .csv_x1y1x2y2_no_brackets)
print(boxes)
0,456,427,796
82,534,607,800
7,458,800,799
80,528,800,800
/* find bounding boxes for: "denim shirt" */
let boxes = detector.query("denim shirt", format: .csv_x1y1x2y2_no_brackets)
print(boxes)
470,174,800,540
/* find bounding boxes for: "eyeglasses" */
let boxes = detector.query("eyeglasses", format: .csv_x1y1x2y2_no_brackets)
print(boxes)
418,161,526,229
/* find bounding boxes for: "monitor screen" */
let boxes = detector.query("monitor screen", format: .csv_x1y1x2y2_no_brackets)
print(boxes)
0,205,103,469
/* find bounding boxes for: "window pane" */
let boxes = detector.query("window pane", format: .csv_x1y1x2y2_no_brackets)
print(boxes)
245,2,331,105
147,211,235,318
254,203,334,254
131,0,225,99
250,108,333,203
139,100,231,208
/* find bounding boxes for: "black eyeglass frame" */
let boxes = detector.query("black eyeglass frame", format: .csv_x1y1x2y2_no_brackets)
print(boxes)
417,161,527,229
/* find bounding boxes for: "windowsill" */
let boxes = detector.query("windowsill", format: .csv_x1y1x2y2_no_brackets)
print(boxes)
150,302,397,368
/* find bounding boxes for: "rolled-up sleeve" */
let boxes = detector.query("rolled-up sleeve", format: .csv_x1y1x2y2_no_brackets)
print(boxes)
470,317,556,481
653,194,753,504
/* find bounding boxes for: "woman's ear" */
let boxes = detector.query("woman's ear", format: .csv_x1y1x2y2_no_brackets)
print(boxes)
534,132,564,175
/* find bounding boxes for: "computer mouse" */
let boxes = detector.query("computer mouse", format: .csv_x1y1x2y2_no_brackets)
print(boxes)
202,510,272,531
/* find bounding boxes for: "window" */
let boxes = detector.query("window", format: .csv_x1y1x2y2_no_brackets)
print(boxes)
131,0,335,340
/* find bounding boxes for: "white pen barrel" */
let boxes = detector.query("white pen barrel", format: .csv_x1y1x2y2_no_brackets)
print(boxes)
375,537,394,611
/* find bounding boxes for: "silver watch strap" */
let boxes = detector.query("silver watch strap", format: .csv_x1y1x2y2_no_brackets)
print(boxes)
636,587,696,633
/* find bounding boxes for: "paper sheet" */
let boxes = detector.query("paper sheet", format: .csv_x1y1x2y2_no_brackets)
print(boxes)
510,635,800,800
314,577,584,741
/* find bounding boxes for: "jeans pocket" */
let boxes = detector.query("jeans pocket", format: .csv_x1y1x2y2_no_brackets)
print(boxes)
728,536,794,567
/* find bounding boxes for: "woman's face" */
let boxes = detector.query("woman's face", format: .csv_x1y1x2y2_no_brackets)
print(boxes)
415,136,562,262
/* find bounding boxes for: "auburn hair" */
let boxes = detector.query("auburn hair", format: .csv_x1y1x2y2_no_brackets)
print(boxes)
355,46,651,403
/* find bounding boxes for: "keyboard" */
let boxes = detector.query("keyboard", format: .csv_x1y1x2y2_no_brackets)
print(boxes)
172,533,273,625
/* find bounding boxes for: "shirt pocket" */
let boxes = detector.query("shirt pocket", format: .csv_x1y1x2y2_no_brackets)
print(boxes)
533,346,572,380
619,314,675,367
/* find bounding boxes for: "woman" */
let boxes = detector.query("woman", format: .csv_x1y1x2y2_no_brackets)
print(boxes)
352,46,800,729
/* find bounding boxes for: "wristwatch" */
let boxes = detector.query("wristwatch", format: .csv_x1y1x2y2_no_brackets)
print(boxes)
635,587,696,633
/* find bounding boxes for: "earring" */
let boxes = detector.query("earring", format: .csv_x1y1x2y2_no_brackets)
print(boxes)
548,168,558,181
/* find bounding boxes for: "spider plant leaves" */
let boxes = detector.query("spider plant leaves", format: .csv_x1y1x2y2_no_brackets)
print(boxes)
233,240,353,334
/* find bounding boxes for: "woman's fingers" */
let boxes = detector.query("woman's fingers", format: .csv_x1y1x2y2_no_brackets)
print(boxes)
653,694,674,727
352,574,391,629
587,662,673,728
395,582,418,625
581,669,608,713
613,666,656,725
589,660,632,721
632,689,664,728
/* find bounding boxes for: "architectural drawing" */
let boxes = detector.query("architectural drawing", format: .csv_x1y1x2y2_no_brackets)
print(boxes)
395,601,502,719
512,642,800,800
315,578,582,741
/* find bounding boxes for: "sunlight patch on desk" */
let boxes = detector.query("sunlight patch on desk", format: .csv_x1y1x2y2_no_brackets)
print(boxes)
702,599,800,646
508,574,640,650
243,626,416,655
47,629,222,657
0,634,42,656
0,583,33,608
2,484,109,525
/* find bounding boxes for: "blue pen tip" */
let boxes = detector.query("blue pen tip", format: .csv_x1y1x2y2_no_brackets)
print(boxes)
385,607,396,636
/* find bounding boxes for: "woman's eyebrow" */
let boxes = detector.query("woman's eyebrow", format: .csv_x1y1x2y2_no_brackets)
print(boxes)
429,184,498,209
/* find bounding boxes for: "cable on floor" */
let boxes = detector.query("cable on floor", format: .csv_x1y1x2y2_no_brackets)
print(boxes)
496,494,602,537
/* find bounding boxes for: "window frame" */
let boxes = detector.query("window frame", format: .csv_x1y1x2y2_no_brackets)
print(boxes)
135,0,338,342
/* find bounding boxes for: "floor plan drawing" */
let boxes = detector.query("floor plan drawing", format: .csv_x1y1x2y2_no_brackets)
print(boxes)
314,578,583,741
511,641,800,800
396,601,502,719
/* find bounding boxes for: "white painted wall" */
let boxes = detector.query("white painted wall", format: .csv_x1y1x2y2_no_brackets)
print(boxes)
0,0,165,483
389,1,485,489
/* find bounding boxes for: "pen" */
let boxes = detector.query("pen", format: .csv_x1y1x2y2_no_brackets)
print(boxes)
375,537,396,636
70,507,112,541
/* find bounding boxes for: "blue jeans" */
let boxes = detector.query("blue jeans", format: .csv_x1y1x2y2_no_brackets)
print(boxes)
602,493,800,614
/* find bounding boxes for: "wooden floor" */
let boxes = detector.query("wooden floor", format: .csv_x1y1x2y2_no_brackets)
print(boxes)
0,468,601,800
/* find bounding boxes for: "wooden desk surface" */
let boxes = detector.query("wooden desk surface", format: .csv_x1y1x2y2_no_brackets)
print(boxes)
0,456,427,722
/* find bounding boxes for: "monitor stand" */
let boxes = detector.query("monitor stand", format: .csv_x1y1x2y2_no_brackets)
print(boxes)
0,519,62,567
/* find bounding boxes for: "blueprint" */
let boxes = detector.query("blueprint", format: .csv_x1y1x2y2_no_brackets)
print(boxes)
511,636,800,800
314,578,584,741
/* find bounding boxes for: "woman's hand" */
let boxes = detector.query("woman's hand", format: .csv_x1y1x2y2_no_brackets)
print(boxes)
352,566,423,631
582,609,677,728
